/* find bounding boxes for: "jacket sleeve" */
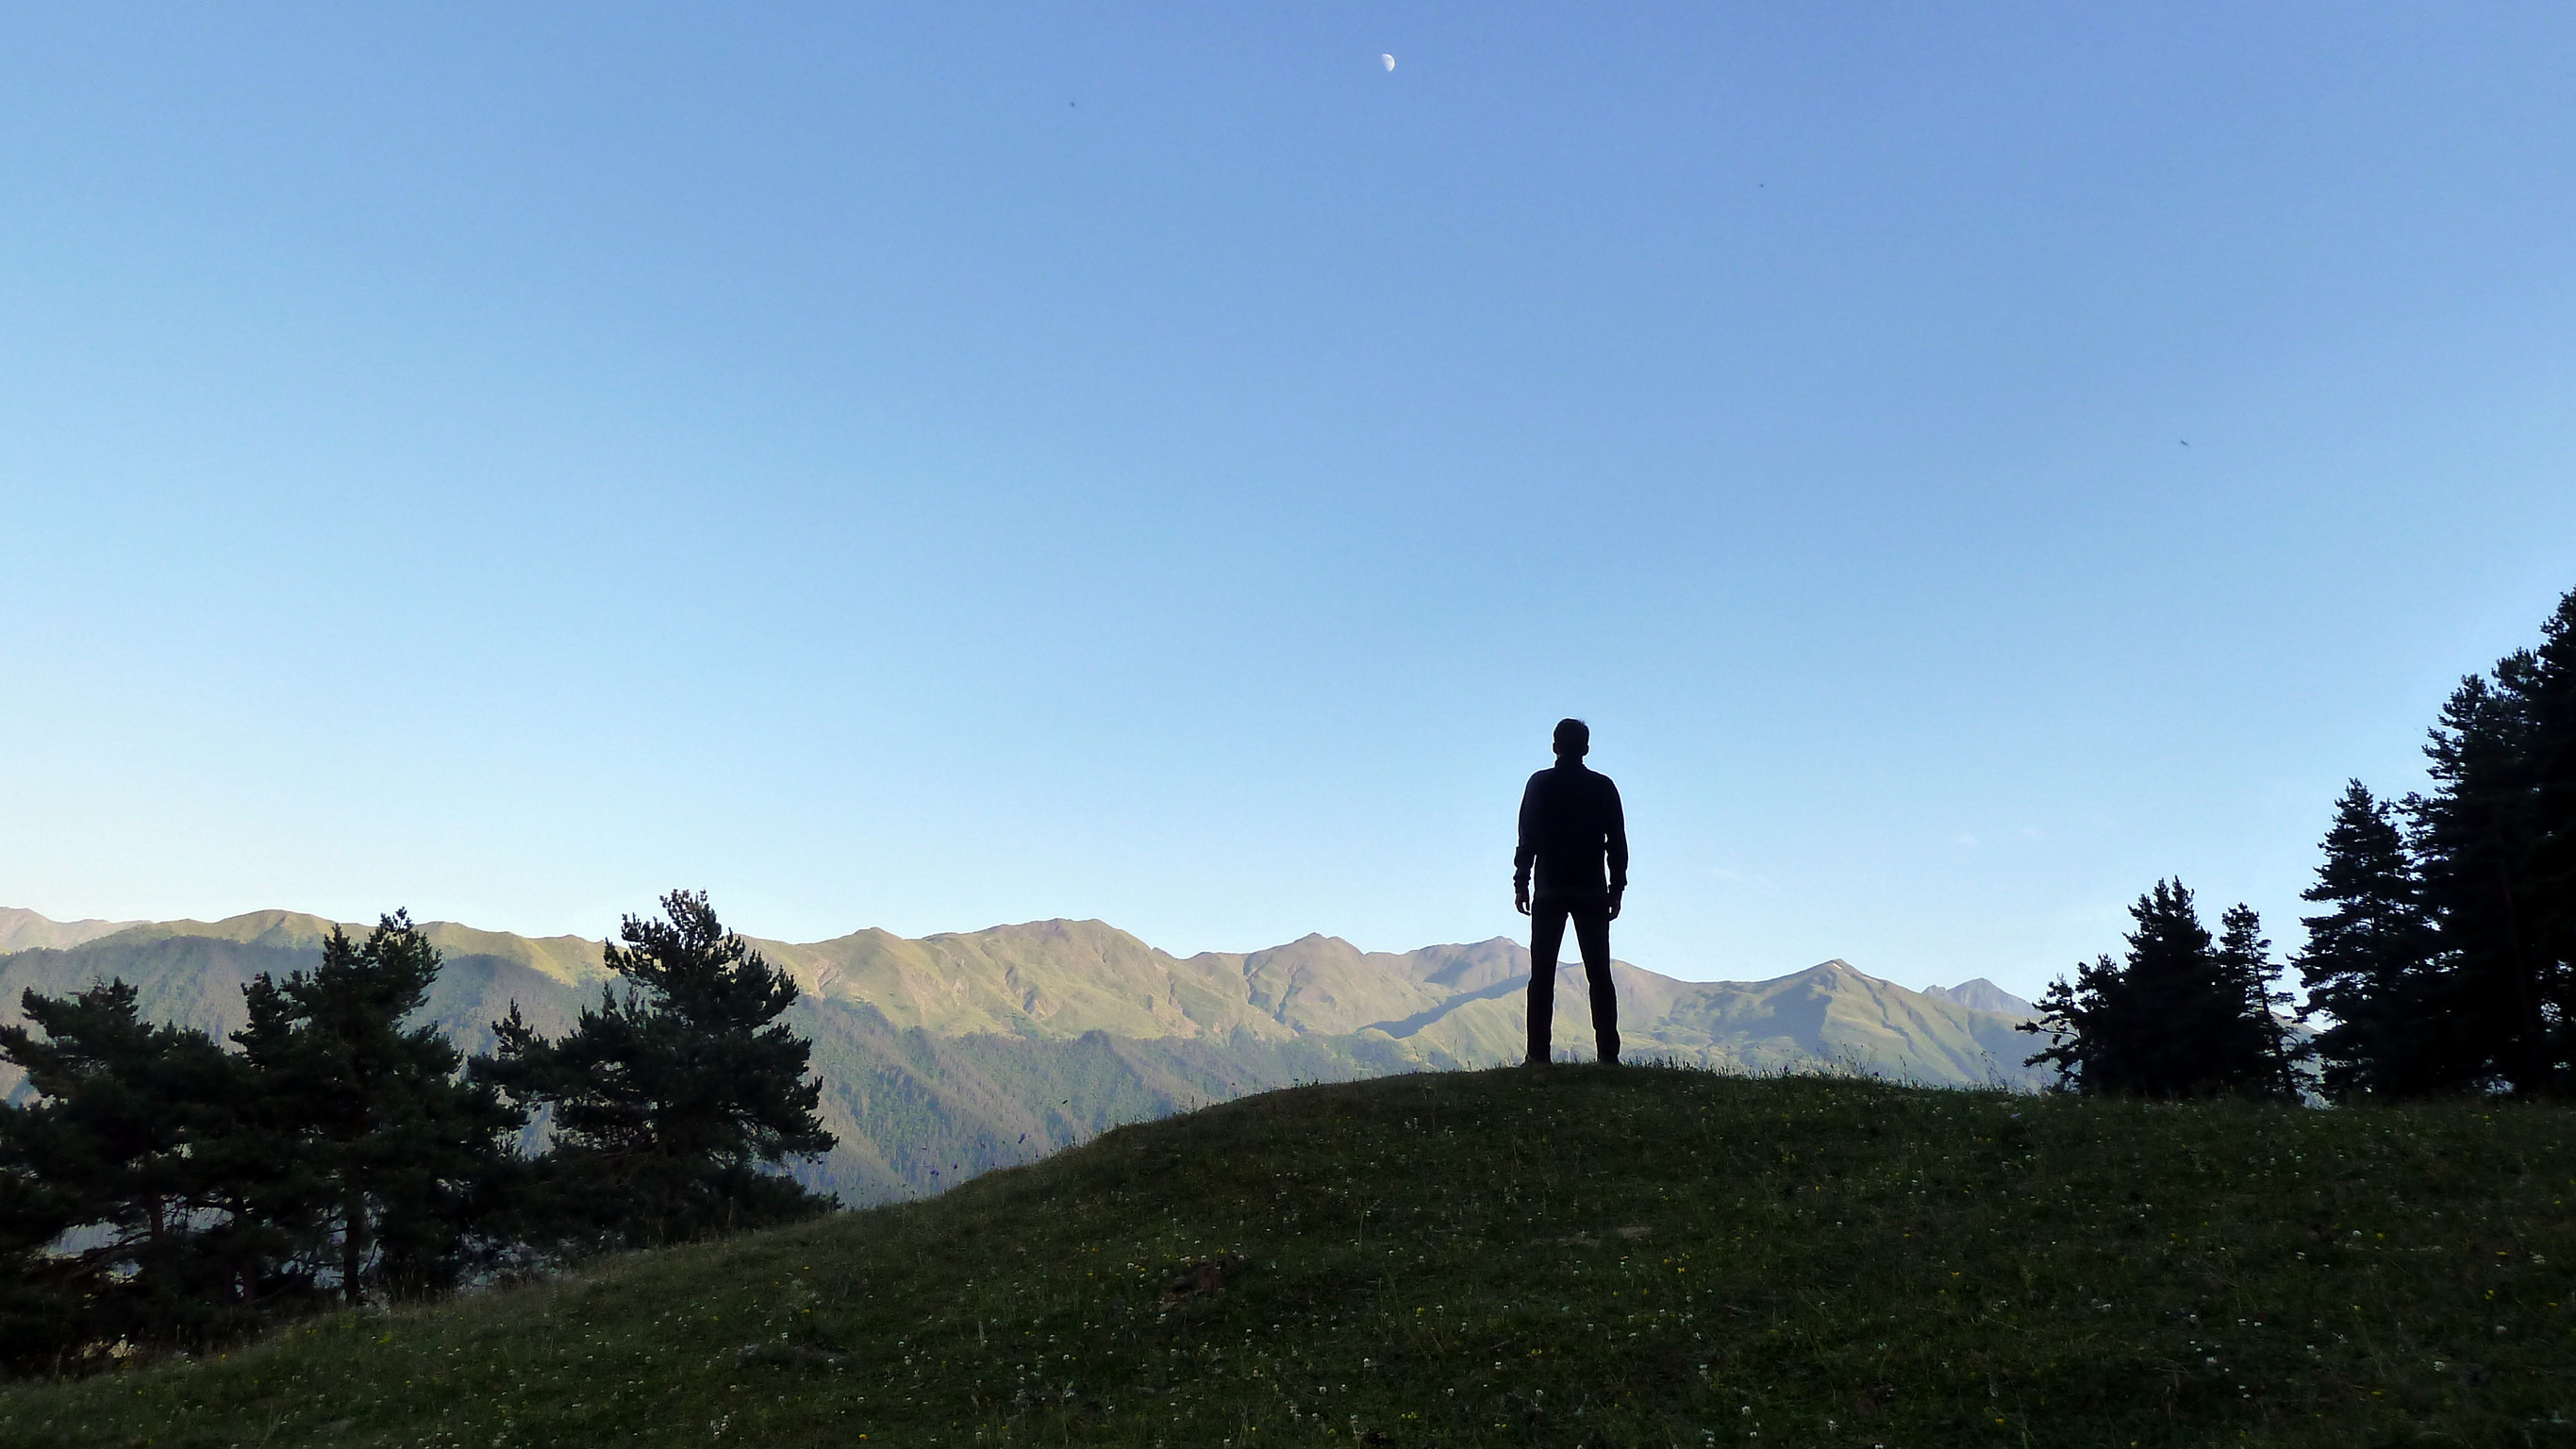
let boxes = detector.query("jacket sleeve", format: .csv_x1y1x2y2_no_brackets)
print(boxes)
1514,774,1541,888
1605,778,1629,894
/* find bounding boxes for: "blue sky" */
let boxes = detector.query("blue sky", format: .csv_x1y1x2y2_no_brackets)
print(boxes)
4,5,2571,999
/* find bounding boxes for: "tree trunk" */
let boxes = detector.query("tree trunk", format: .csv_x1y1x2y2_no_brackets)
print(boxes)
341,1185,370,1306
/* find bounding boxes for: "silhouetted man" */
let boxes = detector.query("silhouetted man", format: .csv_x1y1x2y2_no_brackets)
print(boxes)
1515,718,1628,1066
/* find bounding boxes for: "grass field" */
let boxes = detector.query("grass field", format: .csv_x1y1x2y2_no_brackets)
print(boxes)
4,1063,2571,1447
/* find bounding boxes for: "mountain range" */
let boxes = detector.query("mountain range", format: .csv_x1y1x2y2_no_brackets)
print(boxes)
0,908,2041,1203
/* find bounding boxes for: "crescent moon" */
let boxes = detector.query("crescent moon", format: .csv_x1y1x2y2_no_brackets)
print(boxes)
1382,54,1396,71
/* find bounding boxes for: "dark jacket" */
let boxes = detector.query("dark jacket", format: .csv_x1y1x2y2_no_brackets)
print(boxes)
1514,760,1628,899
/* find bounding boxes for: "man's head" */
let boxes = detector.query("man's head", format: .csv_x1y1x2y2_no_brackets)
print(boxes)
1553,717,1590,760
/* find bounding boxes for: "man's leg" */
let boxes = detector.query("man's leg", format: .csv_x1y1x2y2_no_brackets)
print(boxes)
1571,902,1618,1064
1527,900,1571,1066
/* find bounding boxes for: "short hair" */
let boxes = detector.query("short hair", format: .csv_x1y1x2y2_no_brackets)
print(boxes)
1553,718,1590,755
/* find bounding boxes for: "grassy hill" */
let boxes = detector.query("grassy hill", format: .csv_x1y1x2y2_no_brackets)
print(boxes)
0,911,2046,1204
5,1066,2568,1448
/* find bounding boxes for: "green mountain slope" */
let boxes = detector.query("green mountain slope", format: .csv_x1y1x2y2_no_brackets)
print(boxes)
0,910,2049,1203
4,1067,2566,1448
767,923,1528,1043
1397,959,2040,1086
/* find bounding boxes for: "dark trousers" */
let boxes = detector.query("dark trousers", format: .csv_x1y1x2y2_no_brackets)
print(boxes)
1528,896,1618,1064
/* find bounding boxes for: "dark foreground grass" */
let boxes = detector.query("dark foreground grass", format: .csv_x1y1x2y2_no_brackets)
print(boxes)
5,1065,2573,1448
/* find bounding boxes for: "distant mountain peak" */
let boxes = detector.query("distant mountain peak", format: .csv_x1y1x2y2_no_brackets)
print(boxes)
0,908,146,954
1923,978,2037,1018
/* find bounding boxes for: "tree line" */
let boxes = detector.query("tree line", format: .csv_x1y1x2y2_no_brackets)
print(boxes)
2022,587,2576,1100
0,890,834,1375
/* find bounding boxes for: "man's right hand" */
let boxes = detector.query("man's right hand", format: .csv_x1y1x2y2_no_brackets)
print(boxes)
1513,883,1530,916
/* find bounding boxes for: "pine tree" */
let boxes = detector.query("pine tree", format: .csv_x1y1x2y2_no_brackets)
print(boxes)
2020,952,2127,1092
0,981,262,1368
2294,781,2442,1097
479,891,837,1245
2021,880,2298,1098
2412,667,2561,1092
235,913,523,1303
2214,902,2306,1097
2521,589,2576,1052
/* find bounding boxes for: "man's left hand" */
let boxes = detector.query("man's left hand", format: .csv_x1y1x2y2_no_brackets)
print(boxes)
1606,891,1623,922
